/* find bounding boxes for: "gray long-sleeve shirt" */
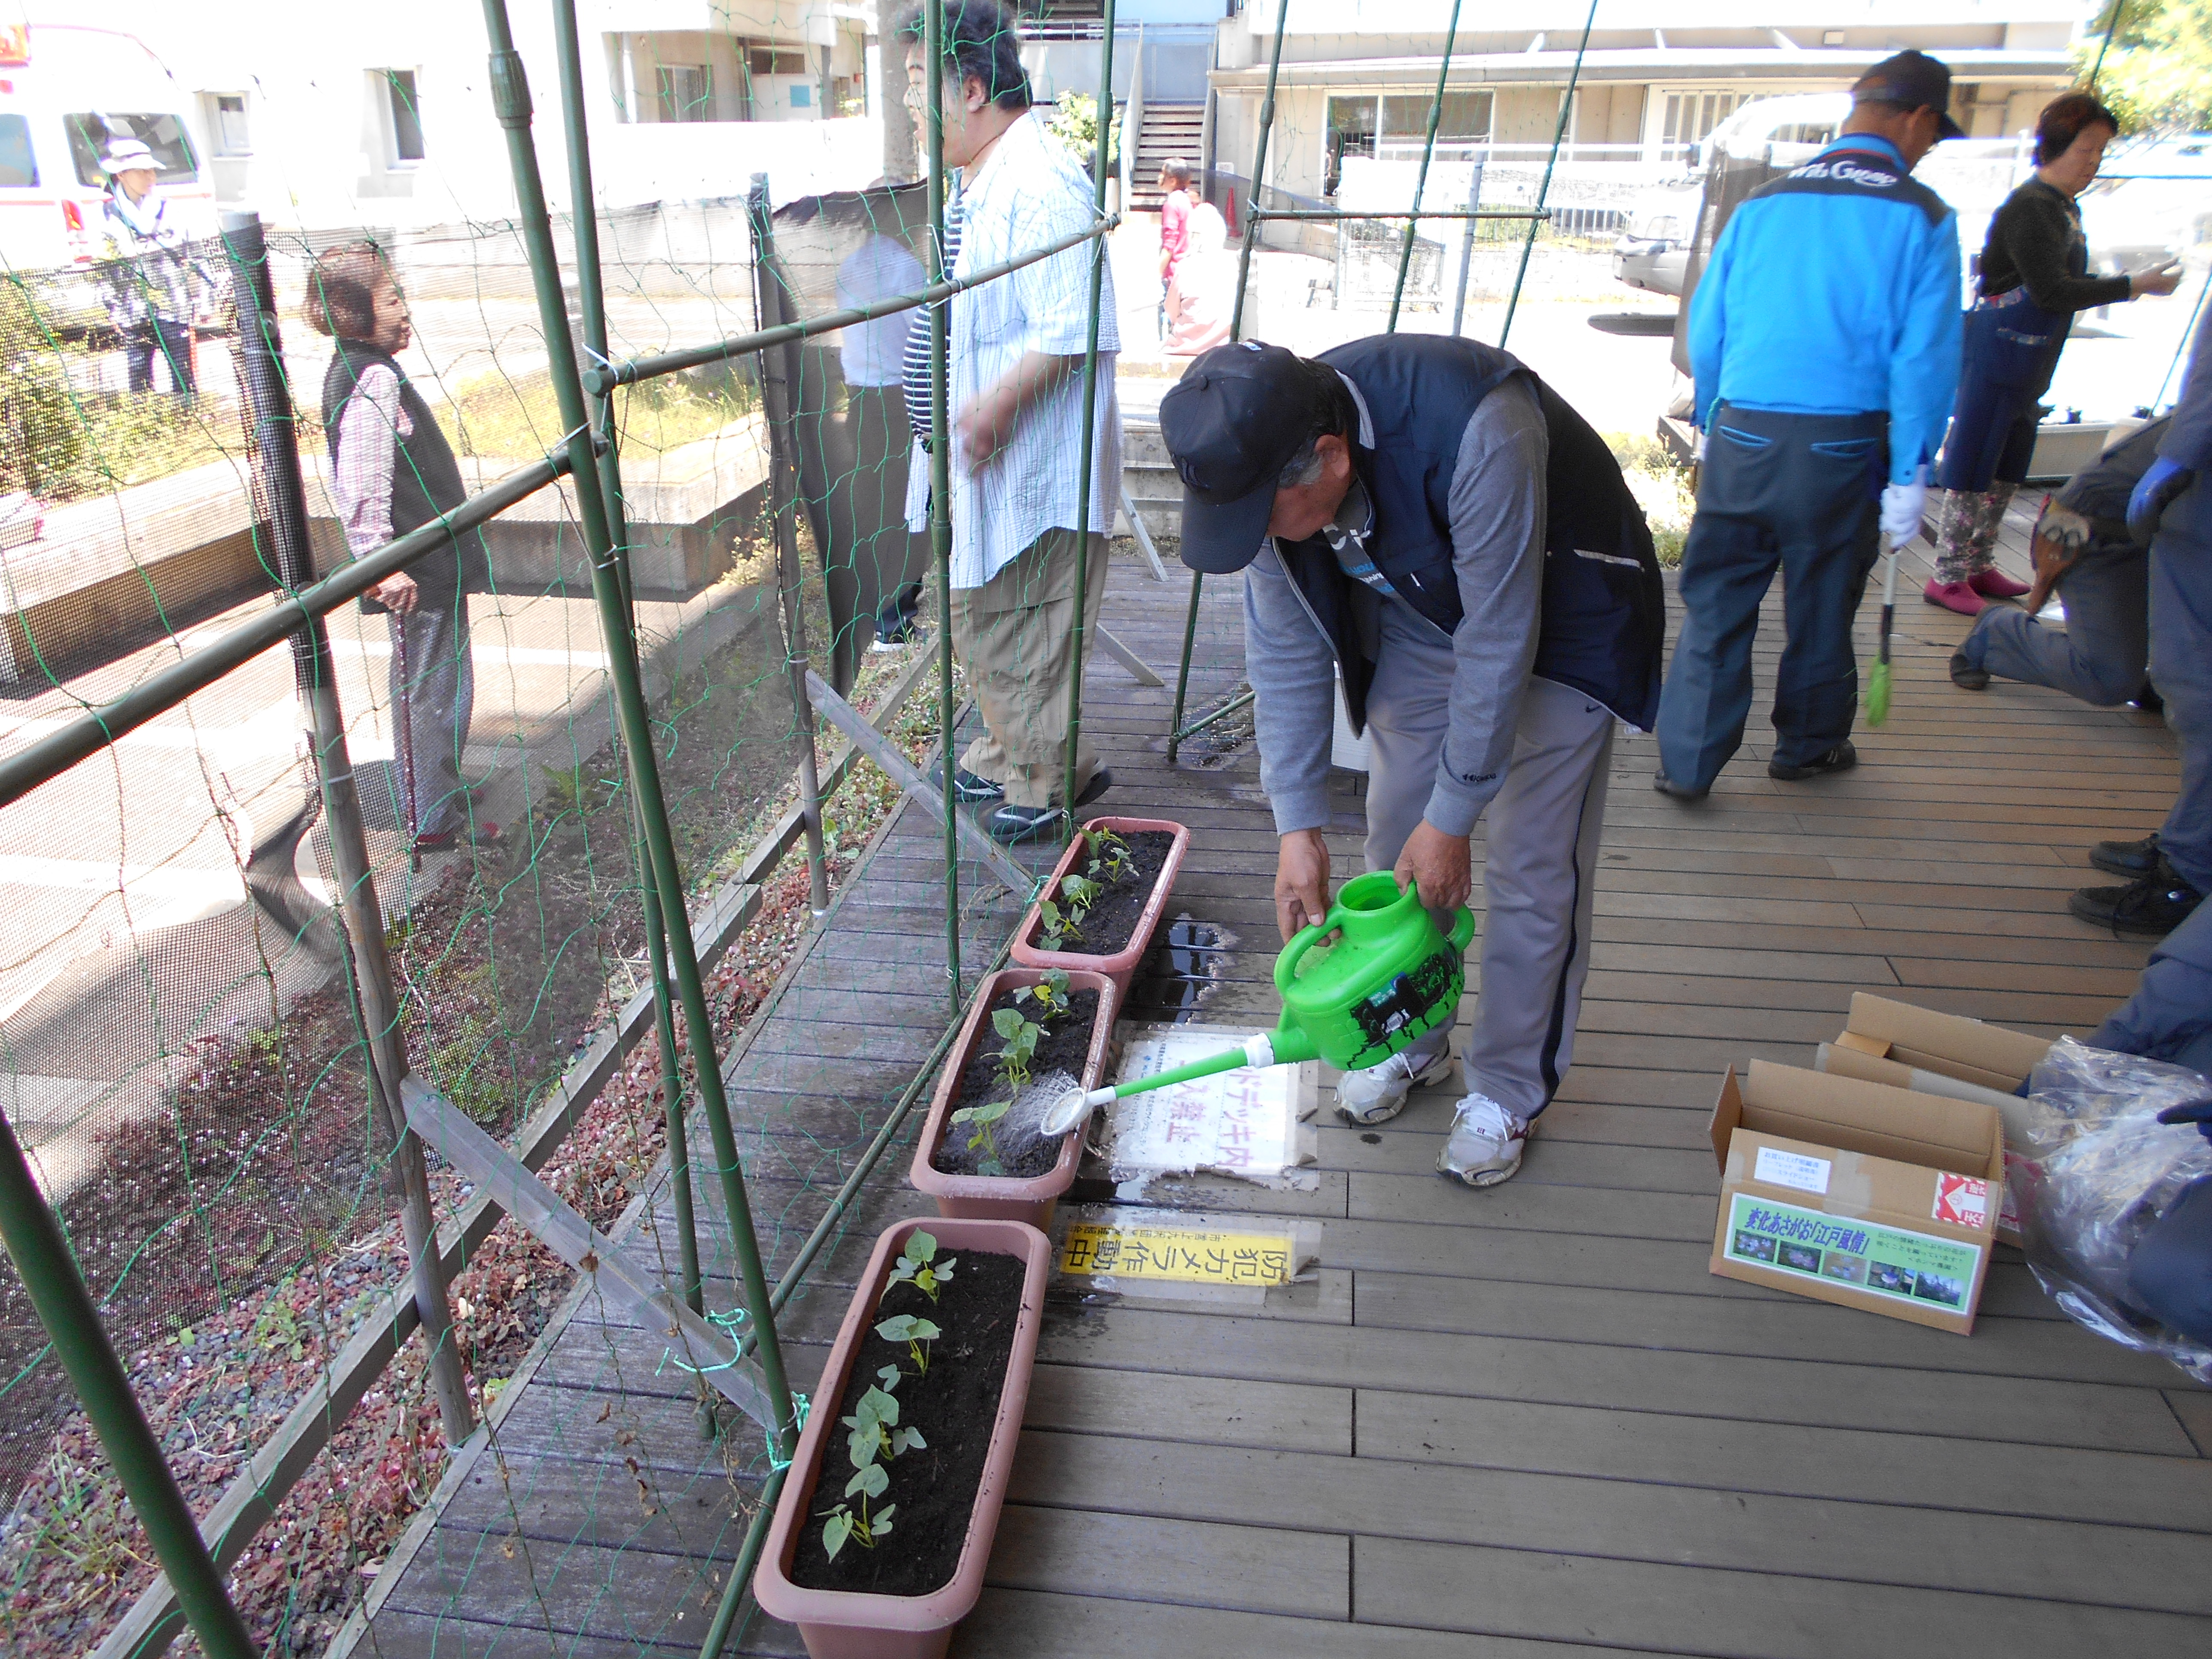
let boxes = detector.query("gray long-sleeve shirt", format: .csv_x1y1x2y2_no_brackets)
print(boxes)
1243,374,1548,839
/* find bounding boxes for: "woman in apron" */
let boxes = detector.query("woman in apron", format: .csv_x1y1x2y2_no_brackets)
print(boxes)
1928,91,2181,617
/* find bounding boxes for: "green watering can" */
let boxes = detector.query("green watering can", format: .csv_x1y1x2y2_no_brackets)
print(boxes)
1039,871,1476,1135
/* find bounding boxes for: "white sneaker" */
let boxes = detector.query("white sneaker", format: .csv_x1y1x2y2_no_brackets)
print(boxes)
1334,1031,1454,1126
1437,1094,1529,1188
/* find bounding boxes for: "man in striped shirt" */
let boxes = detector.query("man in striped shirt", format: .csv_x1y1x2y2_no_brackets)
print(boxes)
895,0,1122,843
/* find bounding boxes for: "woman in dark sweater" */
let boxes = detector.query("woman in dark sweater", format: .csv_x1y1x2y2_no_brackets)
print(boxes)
307,242,496,851
1928,91,2182,617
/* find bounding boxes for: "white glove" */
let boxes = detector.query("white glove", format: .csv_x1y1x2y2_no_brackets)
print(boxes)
1880,465,1928,546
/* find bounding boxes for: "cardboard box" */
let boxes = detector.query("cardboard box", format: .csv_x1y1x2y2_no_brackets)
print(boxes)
1708,1060,2005,1335
1816,993,2053,1244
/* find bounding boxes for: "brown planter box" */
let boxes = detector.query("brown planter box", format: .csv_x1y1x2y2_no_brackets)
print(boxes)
1009,815,1190,1005
908,966,1115,1231
752,1217,1051,1659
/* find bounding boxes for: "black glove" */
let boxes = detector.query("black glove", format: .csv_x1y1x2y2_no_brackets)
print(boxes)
2155,1094,2212,1142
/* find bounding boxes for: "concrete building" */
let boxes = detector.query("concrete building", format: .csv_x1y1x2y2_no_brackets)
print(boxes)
67,1,889,228
1209,0,2085,205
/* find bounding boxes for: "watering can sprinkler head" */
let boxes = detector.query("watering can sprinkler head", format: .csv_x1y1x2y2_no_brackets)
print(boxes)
1032,872,1474,1138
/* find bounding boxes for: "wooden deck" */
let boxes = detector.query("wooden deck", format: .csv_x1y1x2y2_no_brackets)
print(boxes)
351,508,2212,1659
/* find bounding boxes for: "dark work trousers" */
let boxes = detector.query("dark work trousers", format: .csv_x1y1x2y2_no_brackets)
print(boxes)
820,383,931,689
2149,482,2212,894
126,318,197,400
1655,406,1886,791
390,603,477,838
2126,1174,2212,1348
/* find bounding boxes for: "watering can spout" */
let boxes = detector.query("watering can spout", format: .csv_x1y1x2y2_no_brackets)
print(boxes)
1264,1015,1320,1069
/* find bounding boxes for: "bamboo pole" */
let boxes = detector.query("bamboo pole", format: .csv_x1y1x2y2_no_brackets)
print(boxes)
1167,0,1289,762
1059,0,1118,823
476,0,799,1462
922,0,962,1018
547,0,705,1325
221,210,475,1449
745,177,834,916
0,1113,258,1659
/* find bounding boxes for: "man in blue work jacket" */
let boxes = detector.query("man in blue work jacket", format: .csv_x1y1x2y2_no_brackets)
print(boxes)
1654,51,1964,799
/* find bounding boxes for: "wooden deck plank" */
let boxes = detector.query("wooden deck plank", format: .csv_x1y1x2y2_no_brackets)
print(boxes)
1352,1535,2212,1656
1007,1429,2212,1614
1036,1305,2197,1455
358,539,2211,1659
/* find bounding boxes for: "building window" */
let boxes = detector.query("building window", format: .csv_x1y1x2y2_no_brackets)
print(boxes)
1659,89,1750,163
207,93,250,155
383,70,425,164
657,64,713,122
1327,91,1493,194
747,48,808,77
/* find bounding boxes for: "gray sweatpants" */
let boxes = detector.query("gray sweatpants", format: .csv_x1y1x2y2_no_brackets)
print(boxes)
1364,620,1615,1120
389,603,477,837
1957,544,2148,706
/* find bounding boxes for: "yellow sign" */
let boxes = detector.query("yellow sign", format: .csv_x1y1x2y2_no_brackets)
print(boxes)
1059,1222,1293,1286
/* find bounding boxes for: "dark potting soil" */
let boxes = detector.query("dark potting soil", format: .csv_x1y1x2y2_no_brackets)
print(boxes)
787,1250,1028,1597
929,987,1101,1178
1033,828,1176,958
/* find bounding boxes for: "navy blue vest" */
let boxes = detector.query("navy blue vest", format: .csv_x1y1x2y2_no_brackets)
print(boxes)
1275,334,1665,732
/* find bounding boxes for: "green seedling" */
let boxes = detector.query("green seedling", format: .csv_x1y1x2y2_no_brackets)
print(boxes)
949,1096,1011,1177
1059,871,1103,919
1014,967,1073,1021
886,1229,958,1304
1036,896,1080,951
820,1381,921,1561
1086,826,1130,883
875,1313,941,1374
991,1007,1041,1089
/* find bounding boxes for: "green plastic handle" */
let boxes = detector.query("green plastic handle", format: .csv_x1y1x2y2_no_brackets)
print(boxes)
1447,904,1475,956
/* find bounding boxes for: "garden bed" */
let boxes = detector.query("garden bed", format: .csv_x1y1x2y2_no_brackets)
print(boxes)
931,978,1102,1180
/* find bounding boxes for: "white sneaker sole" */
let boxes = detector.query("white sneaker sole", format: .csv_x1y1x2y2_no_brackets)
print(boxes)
1437,1155,1521,1188
1334,1055,1455,1126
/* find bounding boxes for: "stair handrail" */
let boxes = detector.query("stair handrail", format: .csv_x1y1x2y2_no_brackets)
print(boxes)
1122,20,1145,207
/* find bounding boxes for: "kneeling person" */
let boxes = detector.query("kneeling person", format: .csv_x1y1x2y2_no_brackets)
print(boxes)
1161,339,1663,1185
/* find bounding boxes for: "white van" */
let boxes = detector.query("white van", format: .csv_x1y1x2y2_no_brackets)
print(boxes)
0,20,214,280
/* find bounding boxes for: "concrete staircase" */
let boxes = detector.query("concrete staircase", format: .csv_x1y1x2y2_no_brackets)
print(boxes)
1129,103,1205,213
1121,419,1181,539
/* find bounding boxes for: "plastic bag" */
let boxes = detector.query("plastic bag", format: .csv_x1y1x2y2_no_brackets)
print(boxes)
2014,1036,2212,1382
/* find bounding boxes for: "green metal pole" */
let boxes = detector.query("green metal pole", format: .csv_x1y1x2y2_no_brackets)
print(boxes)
477,0,797,1461
1170,0,1289,761
1387,0,1464,331
1499,0,1598,349
547,0,703,1323
923,0,961,1019
0,1110,256,1659
1058,0,1118,823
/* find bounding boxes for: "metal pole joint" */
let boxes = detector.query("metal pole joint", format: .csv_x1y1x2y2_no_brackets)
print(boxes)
489,49,533,126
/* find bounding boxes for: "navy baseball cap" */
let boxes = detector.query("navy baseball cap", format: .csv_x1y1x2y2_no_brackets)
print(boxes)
1853,50,1965,140
1158,342,1325,574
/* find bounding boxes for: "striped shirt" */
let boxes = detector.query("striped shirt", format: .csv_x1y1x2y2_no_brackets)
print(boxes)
902,188,965,440
329,362,408,557
900,110,1121,589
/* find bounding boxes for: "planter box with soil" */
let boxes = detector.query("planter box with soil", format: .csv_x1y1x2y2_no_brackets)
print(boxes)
1009,815,1189,1001
753,1217,1050,1659
908,966,1114,1229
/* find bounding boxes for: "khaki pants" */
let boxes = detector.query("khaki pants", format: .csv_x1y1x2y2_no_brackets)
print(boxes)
951,528,1109,808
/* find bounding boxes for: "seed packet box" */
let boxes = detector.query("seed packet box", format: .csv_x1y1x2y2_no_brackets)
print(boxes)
1814,992,2053,1245
1708,1060,2005,1336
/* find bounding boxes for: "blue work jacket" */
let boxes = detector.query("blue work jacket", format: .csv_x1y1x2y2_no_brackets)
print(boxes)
1689,134,1963,484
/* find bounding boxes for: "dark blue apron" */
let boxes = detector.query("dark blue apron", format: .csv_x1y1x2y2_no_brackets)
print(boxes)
1939,286,2070,492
